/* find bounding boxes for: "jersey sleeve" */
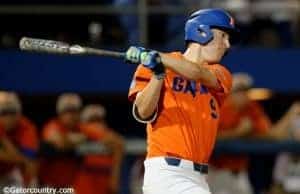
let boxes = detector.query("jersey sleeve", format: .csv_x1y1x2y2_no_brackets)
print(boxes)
206,64,232,105
42,121,56,140
249,102,272,134
128,65,153,102
42,120,63,146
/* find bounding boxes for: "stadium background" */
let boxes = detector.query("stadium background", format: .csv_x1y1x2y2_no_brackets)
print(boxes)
0,0,300,194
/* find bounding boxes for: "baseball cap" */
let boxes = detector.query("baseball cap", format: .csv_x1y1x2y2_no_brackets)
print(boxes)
81,104,106,122
56,93,82,114
0,91,21,115
232,72,253,92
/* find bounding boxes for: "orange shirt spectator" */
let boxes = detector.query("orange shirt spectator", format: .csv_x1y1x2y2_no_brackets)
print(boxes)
74,105,124,194
212,97,271,171
39,119,82,187
0,92,38,186
39,93,84,187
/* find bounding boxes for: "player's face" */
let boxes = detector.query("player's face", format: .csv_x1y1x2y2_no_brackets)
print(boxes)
59,110,80,128
0,112,20,131
231,91,249,109
201,29,230,63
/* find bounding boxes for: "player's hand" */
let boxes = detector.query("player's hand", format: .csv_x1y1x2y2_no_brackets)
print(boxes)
235,117,252,138
66,132,86,145
125,46,165,79
125,46,146,64
141,50,165,79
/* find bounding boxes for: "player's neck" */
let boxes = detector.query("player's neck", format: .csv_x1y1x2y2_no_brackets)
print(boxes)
183,45,204,65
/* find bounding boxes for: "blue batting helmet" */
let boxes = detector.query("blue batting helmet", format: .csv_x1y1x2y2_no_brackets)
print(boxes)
185,8,236,45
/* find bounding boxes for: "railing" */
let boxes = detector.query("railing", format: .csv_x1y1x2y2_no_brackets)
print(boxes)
39,138,300,155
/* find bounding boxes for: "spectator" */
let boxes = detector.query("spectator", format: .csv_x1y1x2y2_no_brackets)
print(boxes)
209,73,300,194
271,104,300,194
74,104,124,194
39,93,85,187
0,92,38,188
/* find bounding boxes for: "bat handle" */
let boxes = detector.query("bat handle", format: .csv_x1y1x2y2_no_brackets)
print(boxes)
85,47,126,59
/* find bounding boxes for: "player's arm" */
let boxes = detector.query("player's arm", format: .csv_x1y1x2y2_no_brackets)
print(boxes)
66,132,86,146
82,124,124,194
43,126,78,150
43,128,67,149
125,46,220,90
159,53,220,90
0,137,26,163
0,138,38,186
264,102,300,140
133,76,164,121
0,143,37,187
126,47,165,121
218,118,252,140
101,131,124,194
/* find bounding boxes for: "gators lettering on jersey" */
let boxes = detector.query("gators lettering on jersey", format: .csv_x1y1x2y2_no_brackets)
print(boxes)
129,52,232,163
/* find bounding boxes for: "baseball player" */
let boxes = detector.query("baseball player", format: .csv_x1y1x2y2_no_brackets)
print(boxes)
74,104,124,194
210,73,300,194
217,73,300,141
40,93,85,187
0,92,39,188
125,8,236,194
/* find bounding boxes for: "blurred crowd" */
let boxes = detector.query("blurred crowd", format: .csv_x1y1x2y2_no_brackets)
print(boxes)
1,0,300,48
0,92,124,194
0,73,299,194
0,1,300,193
208,73,300,194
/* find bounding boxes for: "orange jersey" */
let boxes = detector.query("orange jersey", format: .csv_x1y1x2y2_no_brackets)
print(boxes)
79,123,114,168
128,52,232,163
212,98,271,171
74,124,114,194
219,98,271,135
74,170,111,194
40,119,79,187
0,116,39,175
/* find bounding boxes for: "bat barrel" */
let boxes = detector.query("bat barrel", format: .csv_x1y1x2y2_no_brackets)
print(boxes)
19,37,126,59
19,37,70,54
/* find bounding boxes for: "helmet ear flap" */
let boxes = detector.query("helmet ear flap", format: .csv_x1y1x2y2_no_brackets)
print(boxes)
185,20,214,45
197,25,213,45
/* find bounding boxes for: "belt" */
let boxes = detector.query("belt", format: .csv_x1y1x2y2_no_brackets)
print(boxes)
164,157,208,174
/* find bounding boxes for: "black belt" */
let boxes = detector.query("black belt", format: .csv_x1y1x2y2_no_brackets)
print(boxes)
164,157,208,174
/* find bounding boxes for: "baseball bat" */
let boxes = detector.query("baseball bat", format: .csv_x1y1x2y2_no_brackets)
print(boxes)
19,37,126,59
